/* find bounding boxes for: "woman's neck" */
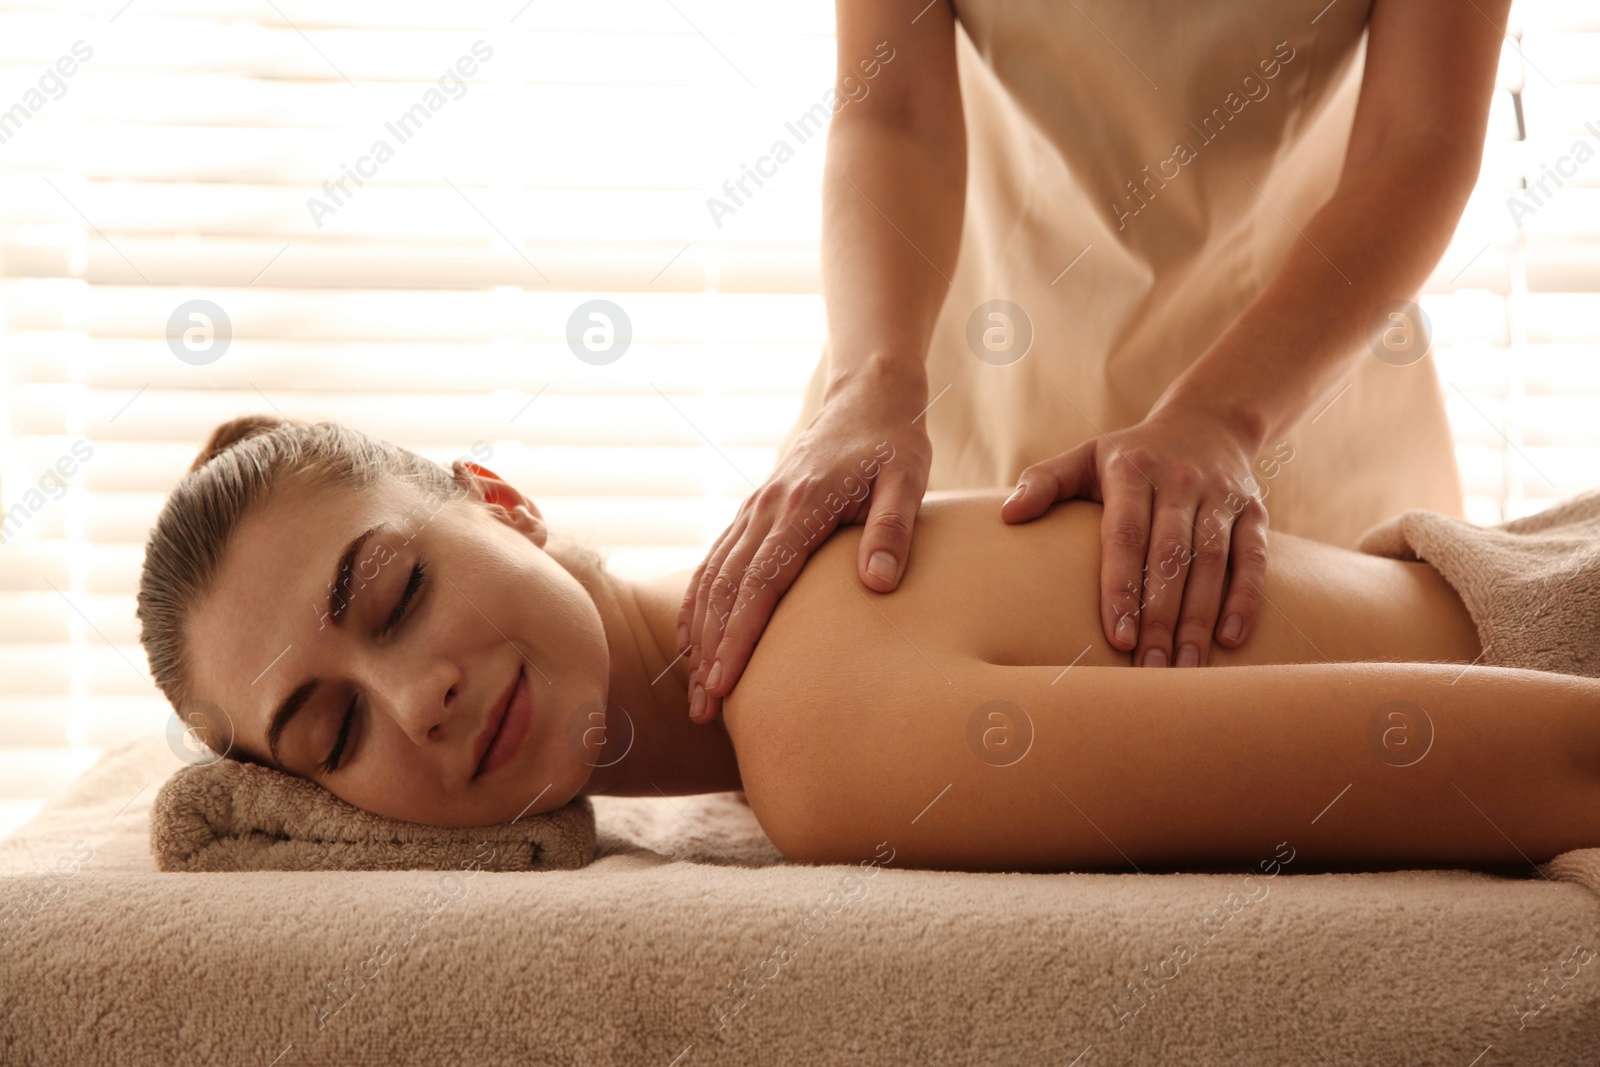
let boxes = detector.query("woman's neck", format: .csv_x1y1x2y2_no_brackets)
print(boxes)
576,566,743,797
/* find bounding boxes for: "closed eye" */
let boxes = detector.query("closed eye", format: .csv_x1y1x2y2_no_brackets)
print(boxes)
383,558,428,637
322,558,429,774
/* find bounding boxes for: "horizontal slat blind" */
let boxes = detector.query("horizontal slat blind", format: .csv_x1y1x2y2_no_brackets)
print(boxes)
0,0,839,835
1428,4,1600,523
1,0,1597,837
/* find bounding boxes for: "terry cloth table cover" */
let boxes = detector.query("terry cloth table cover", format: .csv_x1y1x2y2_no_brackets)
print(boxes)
5,731,1600,1065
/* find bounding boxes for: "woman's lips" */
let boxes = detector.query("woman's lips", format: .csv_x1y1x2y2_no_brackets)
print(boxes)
475,664,532,780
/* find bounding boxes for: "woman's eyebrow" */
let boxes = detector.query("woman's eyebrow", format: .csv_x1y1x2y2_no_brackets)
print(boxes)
322,522,386,629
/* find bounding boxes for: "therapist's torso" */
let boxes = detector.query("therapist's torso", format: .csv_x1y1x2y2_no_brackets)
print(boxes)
780,0,1465,549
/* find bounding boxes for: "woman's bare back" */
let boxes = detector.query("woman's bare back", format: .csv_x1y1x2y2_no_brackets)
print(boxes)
731,489,1482,704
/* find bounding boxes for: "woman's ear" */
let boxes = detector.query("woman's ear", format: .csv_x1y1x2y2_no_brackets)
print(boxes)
452,460,548,545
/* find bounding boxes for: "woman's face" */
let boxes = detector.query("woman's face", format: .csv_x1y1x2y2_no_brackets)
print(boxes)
184,468,610,826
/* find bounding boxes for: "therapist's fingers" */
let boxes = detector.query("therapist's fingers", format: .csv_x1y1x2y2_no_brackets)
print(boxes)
696,462,927,723
695,527,812,722
856,464,921,592
1214,494,1270,648
685,512,750,679
1000,439,1098,523
1129,486,1202,668
1167,494,1237,667
692,514,767,691
1096,448,1156,652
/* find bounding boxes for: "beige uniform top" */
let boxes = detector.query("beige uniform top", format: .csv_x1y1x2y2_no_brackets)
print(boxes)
778,0,1464,549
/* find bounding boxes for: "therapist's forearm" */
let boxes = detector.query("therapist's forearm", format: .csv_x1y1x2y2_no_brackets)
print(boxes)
818,115,965,406
1148,135,1481,453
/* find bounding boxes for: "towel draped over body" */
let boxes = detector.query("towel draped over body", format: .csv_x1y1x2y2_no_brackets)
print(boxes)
1357,487,1600,679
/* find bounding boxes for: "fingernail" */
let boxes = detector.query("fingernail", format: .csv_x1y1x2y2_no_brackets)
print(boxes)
1221,614,1242,642
1175,643,1199,668
678,623,689,649
1005,482,1025,506
1141,647,1167,668
690,683,705,719
867,551,896,583
706,659,723,691
1115,614,1134,646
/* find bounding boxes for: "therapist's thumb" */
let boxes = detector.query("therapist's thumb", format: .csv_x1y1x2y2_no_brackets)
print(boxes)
1002,440,1096,523
859,473,918,593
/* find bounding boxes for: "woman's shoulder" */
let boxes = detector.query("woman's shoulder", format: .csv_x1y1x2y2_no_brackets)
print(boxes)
724,495,968,719
725,489,1108,715
720,490,1117,854
743,488,1028,653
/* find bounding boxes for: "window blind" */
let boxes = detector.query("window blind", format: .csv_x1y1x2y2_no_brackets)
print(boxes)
1432,1,1600,523
0,0,1596,838
0,0,837,836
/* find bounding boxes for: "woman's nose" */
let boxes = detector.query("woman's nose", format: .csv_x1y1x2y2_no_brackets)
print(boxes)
381,662,463,746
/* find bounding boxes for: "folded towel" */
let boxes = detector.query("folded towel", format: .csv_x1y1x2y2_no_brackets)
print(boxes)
1356,486,1600,678
149,756,596,872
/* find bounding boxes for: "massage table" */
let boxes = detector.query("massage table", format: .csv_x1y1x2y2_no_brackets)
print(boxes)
4,732,1599,1065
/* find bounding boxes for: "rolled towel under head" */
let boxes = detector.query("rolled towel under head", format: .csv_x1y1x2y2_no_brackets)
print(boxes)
1356,487,1600,679
149,755,596,872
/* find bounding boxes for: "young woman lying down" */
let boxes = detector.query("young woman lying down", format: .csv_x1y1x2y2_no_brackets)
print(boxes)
136,416,1600,874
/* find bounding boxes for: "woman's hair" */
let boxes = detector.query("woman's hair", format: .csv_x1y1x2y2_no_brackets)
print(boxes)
136,415,606,759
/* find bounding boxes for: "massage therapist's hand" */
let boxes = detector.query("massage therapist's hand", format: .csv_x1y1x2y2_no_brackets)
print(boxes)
679,371,933,724
1000,406,1270,668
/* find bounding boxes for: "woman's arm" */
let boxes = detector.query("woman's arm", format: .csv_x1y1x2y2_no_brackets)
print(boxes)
754,657,1600,872
1146,0,1514,449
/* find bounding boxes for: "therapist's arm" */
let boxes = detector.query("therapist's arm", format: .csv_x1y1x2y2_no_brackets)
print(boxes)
1147,0,1513,450
1001,0,1511,675
818,4,966,403
682,0,967,724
